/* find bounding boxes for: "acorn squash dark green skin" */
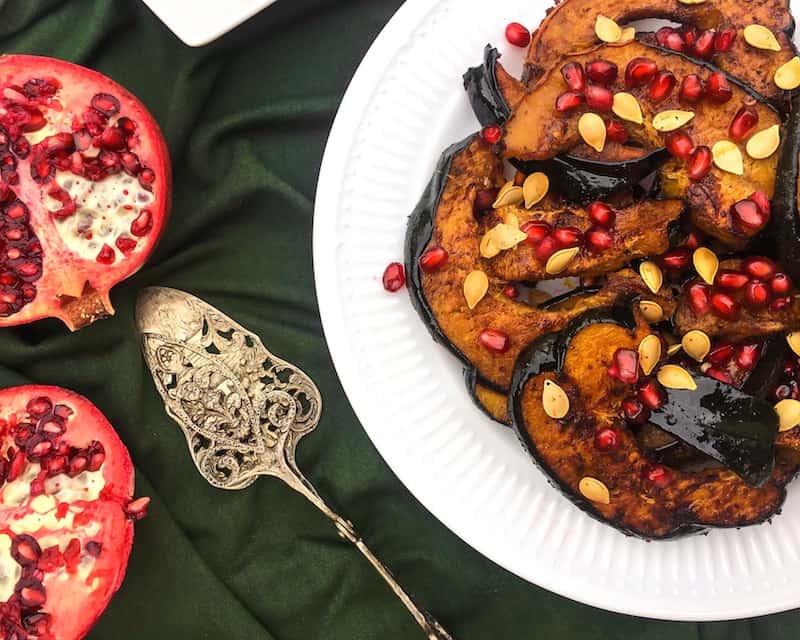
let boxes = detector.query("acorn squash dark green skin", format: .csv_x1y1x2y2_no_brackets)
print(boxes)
463,45,511,128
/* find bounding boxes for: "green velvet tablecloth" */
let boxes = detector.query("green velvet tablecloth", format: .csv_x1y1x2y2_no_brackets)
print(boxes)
0,0,798,638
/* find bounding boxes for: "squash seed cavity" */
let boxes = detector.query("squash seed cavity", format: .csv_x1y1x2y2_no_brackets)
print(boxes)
681,330,711,362
463,270,489,310
579,477,611,504
542,379,570,419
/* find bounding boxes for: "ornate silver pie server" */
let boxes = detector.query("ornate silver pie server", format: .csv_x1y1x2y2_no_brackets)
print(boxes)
135,287,453,640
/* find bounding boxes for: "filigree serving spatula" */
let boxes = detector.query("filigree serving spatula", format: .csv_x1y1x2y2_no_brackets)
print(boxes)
135,287,453,640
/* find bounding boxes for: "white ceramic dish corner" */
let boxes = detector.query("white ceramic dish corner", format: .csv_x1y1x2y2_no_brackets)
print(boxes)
313,0,800,621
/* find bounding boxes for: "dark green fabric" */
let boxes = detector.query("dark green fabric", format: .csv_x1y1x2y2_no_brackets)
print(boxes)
0,0,796,638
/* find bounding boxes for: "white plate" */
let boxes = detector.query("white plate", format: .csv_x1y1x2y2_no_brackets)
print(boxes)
141,0,278,46
314,0,800,621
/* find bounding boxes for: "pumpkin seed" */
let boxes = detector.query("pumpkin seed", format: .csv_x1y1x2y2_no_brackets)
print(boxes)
545,247,580,275
652,110,694,132
523,172,549,208
639,260,663,294
638,300,664,323
775,399,800,432
502,211,520,228
463,270,489,310
595,14,623,43
479,233,500,259
542,379,570,419
787,332,800,356
681,330,711,362
492,181,524,208
578,112,606,152
677,0,707,4
743,24,781,51
693,247,719,285
620,27,636,42
667,343,683,356
712,140,744,175
657,364,698,391
745,124,781,159
579,476,611,504
612,92,643,124
638,335,662,376
775,56,800,90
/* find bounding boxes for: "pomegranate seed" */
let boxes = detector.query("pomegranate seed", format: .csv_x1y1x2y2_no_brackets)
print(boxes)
716,269,749,289
535,236,559,262
706,367,734,384
772,296,792,311
419,247,448,272
91,92,121,116
560,62,586,91
743,256,777,280
521,220,551,246
595,427,619,451
707,343,735,365
555,91,584,112
751,190,771,217
771,273,793,295
478,328,510,353
606,120,628,144
665,130,694,159
679,74,704,103
729,107,759,142
655,26,675,47
99,126,126,150
692,29,716,59
744,280,771,308
732,199,768,231
130,209,153,237
17,579,46,608
638,379,665,410
96,244,116,264
648,70,676,102
622,397,650,423
625,57,658,88
474,188,499,215
27,397,52,417
644,464,672,488
661,248,692,271
502,284,519,299
710,291,739,319
115,236,137,255
608,348,639,384
687,282,711,314
587,201,615,227
552,226,583,248
736,342,761,370
585,59,618,85
706,72,732,103
585,84,613,111
505,22,531,47
585,227,614,252
12,535,41,566
139,166,156,189
481,125,502,144
687,145,712,181
662,30,686,52
382,262,405,292
714,27,737,52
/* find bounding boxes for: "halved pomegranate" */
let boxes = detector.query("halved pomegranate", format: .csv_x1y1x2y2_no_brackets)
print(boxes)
0,385,144,640
0,55,170,330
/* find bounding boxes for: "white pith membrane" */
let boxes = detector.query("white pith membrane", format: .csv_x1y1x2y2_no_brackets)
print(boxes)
48,171,154,262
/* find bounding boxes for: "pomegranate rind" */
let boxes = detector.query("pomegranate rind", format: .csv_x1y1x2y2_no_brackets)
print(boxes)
0,385,136,640
0,55,171,330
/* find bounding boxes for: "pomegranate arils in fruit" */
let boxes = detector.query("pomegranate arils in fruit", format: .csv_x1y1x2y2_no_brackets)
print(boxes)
716,269,749,289
771,272,793,295
16,578,47,609
648,70,676,102
481,125,502,145
478,329,510,353
744,280,771,308
687,145,712,181
714,28,737,52
606,120,628,144
638,379,665,410
90,92,120,116
594,427,619,451
130,209,153,237
729,107,759,142
679,74,704,103
555,91,584,113
743,256,777,280
521,220,551,245
85,541,102,558
622,397,650,424
692,29,716,59
625,57,658,88
665,130,694,159
587,201,615,227
585,84,613,111
736,342,761,370
608,348,639,384
644,464,672,488
419,246,448,272
585,227,613,252
560,62,586,91
382,262,405,292
95,244,116,265
706,72,733,103
687,282,711,314
732,199,768,231
710,291,739,319
12,535,42,567
585,59,618,85
505,22,531,48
